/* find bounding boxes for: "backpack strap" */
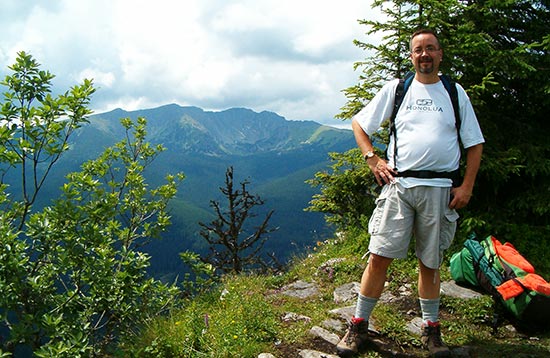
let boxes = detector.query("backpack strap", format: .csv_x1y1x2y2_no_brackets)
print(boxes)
439,74,462,134
389,71,415,136
387,71,415,161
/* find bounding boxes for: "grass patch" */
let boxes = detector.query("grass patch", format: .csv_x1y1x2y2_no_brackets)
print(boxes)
123,275,281,358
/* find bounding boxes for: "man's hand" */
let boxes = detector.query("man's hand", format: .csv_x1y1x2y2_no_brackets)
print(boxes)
368,157,397,186
449,186,473,209
450,144,483,209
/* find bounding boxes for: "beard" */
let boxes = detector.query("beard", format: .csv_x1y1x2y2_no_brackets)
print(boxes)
418,60,435,74
416,54,437,74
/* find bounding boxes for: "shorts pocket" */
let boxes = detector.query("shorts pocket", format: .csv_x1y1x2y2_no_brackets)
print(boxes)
368,199,385,235
440,208,459,251
368,186,390,236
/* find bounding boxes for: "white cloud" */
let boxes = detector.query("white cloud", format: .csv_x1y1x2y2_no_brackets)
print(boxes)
0,0,382,124
77,68,115,88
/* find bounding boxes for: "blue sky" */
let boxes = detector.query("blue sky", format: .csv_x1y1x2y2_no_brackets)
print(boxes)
0,0,382,127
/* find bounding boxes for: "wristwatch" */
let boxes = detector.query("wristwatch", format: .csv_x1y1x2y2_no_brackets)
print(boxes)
364,150,375,161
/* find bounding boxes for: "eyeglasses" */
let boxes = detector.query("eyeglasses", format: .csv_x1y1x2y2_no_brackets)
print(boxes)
411,46,440,55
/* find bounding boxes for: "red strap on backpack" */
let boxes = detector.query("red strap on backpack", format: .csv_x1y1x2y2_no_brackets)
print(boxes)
491,236,535,273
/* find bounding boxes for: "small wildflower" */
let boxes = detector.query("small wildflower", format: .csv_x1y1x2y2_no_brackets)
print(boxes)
220,288,229,300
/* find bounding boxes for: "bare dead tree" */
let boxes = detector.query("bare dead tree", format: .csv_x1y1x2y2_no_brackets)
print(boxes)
198,166,281,274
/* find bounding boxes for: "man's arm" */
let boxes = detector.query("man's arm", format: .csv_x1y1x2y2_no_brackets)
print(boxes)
352,119,396,186
450,143,483,209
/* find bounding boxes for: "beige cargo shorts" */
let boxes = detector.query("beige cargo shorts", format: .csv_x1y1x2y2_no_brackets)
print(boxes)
367,182,459,269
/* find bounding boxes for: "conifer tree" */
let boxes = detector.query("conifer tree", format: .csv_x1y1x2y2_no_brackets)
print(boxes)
309,0,550,274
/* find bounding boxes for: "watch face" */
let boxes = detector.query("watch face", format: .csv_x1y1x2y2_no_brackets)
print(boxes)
365,151,374,160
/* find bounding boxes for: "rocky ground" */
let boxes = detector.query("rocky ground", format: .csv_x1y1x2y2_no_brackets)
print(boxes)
256,279,544,358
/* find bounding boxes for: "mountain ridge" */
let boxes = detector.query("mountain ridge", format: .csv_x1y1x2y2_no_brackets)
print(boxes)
89,103,349,157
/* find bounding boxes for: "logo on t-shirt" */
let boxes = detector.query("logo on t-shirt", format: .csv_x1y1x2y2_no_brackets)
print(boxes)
406,99,443,112
416,99,433,106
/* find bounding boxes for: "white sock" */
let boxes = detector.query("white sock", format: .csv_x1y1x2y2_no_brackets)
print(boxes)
419,297,440,324
354,294,378,321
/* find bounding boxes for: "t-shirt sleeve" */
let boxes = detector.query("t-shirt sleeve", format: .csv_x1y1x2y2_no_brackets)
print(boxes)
456,83,485,148
352,79,399,136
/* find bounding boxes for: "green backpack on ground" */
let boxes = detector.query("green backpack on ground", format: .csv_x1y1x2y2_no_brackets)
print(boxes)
450,234,550,328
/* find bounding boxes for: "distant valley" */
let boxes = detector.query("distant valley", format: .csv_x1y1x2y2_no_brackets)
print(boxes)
47,104,356,279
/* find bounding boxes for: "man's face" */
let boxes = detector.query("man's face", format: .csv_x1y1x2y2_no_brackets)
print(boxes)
410,33,442,74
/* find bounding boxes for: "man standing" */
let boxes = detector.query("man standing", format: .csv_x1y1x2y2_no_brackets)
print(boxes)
336,29,484,357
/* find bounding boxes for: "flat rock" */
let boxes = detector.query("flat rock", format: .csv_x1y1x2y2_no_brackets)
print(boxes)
406,317,423,336
281,280,319,299
309,325,340,345
333,282,360,303
257,354,276,358
298,349,339,358
321,318,346,333
440,281,483,299
379,290,398,303
329,305,355,321
281,312,311,323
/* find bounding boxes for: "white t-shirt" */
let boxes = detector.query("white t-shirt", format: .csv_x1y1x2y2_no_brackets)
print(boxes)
354,78,485,187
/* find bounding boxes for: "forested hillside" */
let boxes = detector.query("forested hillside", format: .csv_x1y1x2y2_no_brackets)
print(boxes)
38,104,356,278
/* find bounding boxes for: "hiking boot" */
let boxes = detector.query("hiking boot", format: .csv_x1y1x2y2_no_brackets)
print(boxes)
336,316,369,357
421,321,450,357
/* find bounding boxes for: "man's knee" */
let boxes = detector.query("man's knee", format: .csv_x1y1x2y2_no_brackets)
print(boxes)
367,253,393,272
360,254,394,297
